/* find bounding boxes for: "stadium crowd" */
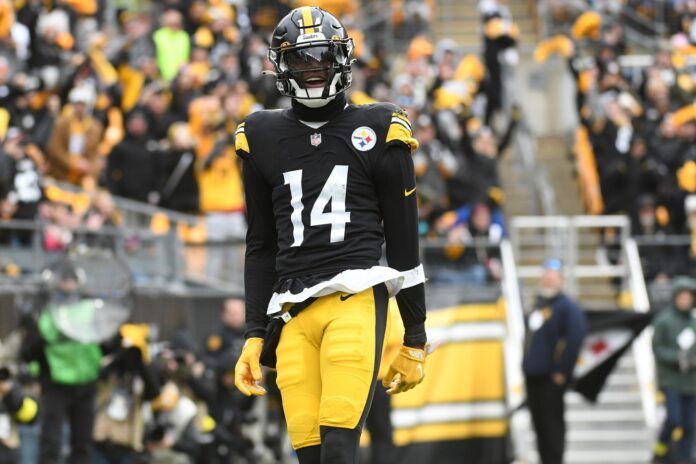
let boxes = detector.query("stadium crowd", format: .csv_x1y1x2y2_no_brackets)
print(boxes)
535,0,696,281
0,0,528,462
0,0,523,285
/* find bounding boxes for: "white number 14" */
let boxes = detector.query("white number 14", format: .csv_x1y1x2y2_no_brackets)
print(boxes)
283,165,351,246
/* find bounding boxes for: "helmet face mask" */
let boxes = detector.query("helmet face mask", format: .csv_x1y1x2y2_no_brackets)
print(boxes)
268,7,354,105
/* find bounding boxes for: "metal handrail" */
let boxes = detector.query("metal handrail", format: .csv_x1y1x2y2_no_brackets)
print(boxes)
0,219,183,285
500,239,529,461
634,235,693,246
619,54,696,69
501,57,557,217
510,215,631,297
515,118,557,216
41,179,200,226
624,237,657,430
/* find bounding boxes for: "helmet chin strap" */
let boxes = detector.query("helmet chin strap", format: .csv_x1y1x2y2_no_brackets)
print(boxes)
290,73,342,108
295,94,335,108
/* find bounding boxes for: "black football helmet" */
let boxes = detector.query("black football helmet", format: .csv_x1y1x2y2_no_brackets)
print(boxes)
268,7,354,104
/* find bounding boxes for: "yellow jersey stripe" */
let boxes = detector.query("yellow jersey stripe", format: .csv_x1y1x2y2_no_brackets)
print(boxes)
235,132,250,153
386,121,419,153
301,6,315,34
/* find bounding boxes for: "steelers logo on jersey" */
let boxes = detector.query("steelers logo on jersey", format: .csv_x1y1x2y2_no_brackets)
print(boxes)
351,126,377,151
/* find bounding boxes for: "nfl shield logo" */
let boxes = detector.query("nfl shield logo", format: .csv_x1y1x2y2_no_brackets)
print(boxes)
311,133,322,146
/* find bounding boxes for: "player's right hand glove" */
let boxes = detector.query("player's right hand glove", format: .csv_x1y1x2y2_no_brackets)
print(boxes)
234,338,267,396
382,345,426,395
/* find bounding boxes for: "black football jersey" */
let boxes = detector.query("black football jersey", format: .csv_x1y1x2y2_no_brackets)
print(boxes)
236,103,418,281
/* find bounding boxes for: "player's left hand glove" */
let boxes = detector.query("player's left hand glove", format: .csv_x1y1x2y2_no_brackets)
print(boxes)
234,338,267,396
382,345,426,395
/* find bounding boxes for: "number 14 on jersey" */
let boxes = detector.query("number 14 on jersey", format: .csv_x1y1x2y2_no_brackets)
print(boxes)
283,165,351,246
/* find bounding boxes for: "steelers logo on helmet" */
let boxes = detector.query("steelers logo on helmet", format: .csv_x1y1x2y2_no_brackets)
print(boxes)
268,7,355,107
351,126,377,151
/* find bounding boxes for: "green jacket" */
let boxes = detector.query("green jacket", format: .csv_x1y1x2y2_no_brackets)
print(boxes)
38,301,103,386
652,280,696,394
153,27,190,81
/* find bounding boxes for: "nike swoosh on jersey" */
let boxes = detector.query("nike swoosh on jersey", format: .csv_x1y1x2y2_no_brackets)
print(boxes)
339,293,355,301
404,187,417,197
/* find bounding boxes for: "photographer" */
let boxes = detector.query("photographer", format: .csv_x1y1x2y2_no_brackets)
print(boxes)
151,332,218,463
93,323,161,464
0,363,39,464
652,277,696,464
201,299,257,463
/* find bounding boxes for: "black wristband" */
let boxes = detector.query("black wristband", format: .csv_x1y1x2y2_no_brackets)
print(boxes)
403,324,427,348
244,325,267,340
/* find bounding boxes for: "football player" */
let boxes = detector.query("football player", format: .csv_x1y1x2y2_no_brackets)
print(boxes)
233,7,427,463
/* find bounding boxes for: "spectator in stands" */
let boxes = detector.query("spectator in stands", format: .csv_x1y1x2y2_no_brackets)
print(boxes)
480,0,519,123
190,94,246,277
523,259,588,464
652,276,696,464
80,189,120,249
153,10,190,82
458,110,519,208
603,136,668,222
46,85,103,186
41,201,79,251
143,83,183,142
435,202,504,284
158,122,199,213
105,108,161,204
634,194,686,282
413,114,458,227
7,76,56,150
0,128,44,230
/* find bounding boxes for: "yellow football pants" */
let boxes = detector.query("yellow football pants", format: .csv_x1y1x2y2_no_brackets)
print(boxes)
275,284,389,450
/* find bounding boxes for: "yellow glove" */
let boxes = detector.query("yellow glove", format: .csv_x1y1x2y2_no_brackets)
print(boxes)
382,345,426,395
234,338,267,396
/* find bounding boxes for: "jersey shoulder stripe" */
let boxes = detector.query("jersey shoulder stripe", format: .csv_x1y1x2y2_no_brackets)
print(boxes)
386,110,419,153
234,122,250,155
234,110,287,158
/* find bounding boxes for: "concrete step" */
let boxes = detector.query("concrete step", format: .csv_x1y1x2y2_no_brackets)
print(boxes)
567,419,647,432
566,429,652,442
527,449,651,464
534,135,583,215
566,401,643,412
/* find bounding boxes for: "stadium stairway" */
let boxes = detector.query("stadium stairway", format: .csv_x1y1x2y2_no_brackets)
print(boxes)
433,0,537,51
535,135,583,215
499,143,536,217
512,220,654,463
522,353,653,464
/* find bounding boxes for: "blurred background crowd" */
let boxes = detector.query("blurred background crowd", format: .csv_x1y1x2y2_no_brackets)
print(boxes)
0,0,524,462
0,0,527,288
0,0,693,462
536,0,695,281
